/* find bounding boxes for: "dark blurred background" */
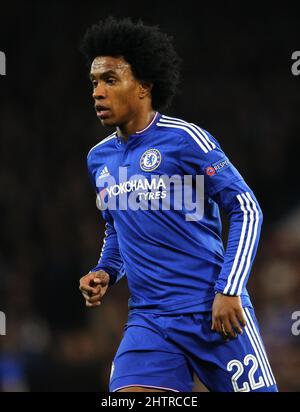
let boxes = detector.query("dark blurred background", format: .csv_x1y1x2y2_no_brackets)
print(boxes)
0,1,299,392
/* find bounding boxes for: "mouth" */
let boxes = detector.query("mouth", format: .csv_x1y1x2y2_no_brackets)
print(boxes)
95,105,110,119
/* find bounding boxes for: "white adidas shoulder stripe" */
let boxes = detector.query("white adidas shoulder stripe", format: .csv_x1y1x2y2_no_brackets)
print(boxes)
161,115,216,150
87,132,116,157
158,115,216,152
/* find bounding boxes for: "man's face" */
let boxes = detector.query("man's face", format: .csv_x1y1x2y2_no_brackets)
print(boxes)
90,56,141,127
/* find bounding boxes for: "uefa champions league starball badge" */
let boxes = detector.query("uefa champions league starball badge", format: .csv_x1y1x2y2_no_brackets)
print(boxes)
140,148,162,172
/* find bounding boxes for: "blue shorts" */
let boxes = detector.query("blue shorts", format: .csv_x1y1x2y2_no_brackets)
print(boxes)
109,306,278,392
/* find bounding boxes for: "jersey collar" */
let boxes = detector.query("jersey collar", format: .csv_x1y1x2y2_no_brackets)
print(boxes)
116,112,161,146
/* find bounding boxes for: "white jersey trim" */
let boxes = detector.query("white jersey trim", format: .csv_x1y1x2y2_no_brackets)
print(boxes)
87,132,117,158
244,308,276,387
161,115,216,150
223,192,260,295
157,121,209,153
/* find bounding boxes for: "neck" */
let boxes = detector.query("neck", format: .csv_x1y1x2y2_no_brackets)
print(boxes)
117,108,156,141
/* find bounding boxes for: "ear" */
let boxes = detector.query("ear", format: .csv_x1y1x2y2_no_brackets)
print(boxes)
138,81,153,99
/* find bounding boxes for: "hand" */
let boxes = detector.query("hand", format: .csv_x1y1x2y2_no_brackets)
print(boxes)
211,293,247,339
79,270,110,308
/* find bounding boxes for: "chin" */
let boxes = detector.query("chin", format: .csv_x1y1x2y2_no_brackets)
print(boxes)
100,117,116,127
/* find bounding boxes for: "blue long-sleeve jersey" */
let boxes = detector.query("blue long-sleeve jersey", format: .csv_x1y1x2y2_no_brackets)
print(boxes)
87,113,263,313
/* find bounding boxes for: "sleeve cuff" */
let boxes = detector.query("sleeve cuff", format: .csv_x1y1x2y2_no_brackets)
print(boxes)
214,282,240,296
90,265,118,286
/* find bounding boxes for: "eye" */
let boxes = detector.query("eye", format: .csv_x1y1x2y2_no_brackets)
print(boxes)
92,80,98,88
106,77,117,85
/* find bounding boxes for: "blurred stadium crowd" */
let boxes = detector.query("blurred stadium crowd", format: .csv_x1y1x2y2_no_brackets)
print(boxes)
0,2,299,391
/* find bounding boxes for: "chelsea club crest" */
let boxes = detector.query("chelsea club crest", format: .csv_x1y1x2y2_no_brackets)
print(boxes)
140,148,162,172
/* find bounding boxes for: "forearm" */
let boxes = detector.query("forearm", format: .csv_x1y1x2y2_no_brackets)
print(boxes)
214,184,263,296
90,221,125,286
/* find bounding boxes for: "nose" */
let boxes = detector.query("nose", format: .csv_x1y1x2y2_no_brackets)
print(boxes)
93,81,106,100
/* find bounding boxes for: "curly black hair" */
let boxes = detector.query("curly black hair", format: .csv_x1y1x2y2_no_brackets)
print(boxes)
80,16,181,110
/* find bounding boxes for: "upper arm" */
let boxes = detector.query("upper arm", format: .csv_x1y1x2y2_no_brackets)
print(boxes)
180,127,245,198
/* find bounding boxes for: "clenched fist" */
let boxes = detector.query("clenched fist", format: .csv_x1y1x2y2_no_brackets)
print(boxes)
79,270,110,308
211,293,247,339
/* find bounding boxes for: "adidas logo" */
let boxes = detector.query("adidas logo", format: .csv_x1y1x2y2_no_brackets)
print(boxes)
99,165,110,179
